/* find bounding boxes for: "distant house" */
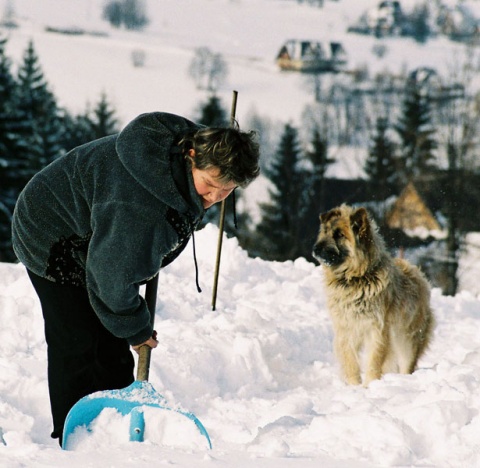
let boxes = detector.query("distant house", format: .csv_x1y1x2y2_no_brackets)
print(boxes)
437,3,480,41
348,0,405,37
276,39,347,73
367,1,403,35
407,67,465,101
386,182,441,233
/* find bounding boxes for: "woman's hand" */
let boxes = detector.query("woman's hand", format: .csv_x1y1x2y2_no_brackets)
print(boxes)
132,330,158,354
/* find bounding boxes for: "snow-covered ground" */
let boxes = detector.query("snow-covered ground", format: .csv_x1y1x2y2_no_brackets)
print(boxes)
1,0,471,126
1,0,480,466
1,225,480,467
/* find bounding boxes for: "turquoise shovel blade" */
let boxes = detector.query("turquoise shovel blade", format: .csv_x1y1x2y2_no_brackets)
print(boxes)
62,380,212,450
61,277,211,450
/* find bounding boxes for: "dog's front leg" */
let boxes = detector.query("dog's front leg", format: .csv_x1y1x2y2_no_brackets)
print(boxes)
335,333,362,385
364,329,388,386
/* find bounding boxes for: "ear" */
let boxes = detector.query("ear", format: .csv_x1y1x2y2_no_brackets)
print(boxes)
188,149,196,158
350,207,370,240
320,208,341,225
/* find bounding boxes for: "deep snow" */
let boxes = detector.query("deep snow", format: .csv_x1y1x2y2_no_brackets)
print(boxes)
1,225,480,467
1,0,480,466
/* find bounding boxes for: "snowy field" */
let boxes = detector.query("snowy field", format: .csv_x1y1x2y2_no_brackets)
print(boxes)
1,0,480,466
0,225,480,467
1,0,471,127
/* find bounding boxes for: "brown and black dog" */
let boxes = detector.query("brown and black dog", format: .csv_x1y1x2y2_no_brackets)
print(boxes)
313,204,434,386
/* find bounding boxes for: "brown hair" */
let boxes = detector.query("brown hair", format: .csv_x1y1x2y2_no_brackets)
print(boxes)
179,122,260,188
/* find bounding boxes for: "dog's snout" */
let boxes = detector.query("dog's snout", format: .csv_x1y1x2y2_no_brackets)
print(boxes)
313,238,327,253
312,242,323,260
313,241,329,260
313,241,342,266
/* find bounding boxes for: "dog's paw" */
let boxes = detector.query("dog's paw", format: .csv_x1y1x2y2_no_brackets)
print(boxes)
345,375,362,386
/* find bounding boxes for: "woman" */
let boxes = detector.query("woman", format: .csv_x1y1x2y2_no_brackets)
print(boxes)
11,111,260,444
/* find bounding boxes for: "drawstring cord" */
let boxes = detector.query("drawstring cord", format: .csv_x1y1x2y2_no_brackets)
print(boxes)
232,189,238,229
191,189,238,295
191,229,202,293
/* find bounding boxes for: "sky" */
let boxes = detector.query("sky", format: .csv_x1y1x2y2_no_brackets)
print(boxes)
0,0,480,466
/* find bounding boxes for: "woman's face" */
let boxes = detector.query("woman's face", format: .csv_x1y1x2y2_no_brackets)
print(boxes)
190,150,236,209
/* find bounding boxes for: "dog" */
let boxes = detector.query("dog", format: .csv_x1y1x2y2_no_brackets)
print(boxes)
312,204,434,386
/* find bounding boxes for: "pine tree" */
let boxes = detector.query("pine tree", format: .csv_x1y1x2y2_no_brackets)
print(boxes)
305,126,334,214
410,3,430,44
103,1,123,28
103,0,149,31
0,34,20,195
61,93,119,152
395,85,437,182
293,126,335,261
91,92,119,139
16,40,64,179
0,34,24,261
61,110,96,152
197,95,228,127
364,117,397,201
122,0,149,30
255,123,305,261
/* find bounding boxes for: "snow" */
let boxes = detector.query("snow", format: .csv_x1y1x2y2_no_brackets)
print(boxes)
1,225,480,467
1,0,471,127
1,0,480,466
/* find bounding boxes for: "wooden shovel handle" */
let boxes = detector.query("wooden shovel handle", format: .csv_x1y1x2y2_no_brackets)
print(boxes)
211,90,238,311
136,274,159,382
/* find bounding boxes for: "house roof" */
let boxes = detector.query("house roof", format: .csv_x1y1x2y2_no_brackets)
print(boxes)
386,181,441,231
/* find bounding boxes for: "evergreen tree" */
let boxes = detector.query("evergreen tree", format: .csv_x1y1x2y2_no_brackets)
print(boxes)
103,0,149,31
0,199,13,262
62,93,119,152
255,123,305,261
61,110,96,152
305,126,334,215
0,34,21,195
364,117,397,201
294,126,335,262
16,40,64,180
0,34,24,261
197,95,228,127
91,92,119,139
123,0,148,30
103,1,123,27
410,3,430,44
394,85,437,182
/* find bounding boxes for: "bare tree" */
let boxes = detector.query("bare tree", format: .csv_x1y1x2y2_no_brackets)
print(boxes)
436,46,480,295
1,0,18,28
188,47,228,92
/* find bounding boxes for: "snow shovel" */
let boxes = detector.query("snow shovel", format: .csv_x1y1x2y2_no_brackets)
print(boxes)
62,275,212,450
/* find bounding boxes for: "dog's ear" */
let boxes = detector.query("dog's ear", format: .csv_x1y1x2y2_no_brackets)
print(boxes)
320,208,341,225
350,207,371,242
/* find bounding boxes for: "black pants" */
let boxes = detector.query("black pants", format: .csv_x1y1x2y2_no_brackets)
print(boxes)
27,270,135,445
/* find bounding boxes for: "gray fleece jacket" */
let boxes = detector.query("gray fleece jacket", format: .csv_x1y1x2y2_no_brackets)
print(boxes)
12,112,205,346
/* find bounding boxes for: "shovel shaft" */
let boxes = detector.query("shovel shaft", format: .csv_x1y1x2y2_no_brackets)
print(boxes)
211,90,238,311
136,274,159,381
137,344,152,381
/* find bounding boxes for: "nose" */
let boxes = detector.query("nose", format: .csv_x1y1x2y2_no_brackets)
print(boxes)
313,241,342,266
209,189,229,204
312,242,322,260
